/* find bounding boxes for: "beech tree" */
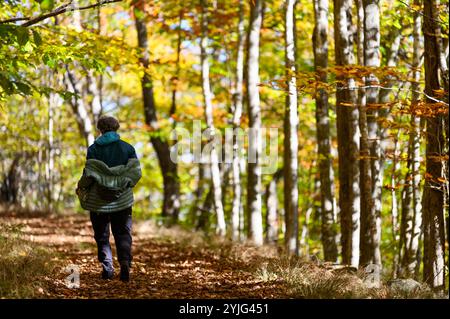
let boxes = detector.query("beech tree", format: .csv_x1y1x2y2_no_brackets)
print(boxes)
199,0,226,236
246,0,264,246
421,0,447,290
333,0,361,268
313,0,338,262
284,0,299,255
134,4,181,224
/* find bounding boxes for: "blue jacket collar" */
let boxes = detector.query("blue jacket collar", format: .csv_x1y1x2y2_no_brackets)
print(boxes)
95,131,120,145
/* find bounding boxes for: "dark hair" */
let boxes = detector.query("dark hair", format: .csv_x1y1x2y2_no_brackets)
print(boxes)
97,116,120,134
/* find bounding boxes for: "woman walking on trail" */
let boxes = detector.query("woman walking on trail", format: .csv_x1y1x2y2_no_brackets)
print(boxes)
76,116,142,282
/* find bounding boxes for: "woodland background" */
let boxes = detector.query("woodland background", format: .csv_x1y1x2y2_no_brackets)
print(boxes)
0,0,448,296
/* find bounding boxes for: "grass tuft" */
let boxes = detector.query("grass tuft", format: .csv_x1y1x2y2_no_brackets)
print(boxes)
0,224,54,298
254,256,446,299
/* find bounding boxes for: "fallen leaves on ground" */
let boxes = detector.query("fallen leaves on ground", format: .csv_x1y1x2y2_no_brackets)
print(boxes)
1,213,289,299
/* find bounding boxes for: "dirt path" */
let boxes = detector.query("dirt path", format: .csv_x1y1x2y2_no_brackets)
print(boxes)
2,213,288,299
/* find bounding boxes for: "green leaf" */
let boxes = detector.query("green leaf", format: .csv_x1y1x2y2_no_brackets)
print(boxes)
0,74,14,95
134,9,145,20
40,0,55,12
32,30,43,46
14,81,32,96
0,25,16,39
16,27,29,46
42,54,56,68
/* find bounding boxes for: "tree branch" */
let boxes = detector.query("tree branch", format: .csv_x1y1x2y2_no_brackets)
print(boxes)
397,0,447,26
0,17,30,24
0,0,123,27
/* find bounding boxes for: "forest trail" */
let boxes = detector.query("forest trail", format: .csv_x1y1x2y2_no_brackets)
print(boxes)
2,213,288,299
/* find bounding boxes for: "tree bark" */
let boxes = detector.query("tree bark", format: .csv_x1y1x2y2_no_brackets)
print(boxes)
300,165,318,257
169,9,183,119
390,132,401,277
85,69,103,125
65,67,95,146
197,184,214,232
283,0,299,255
313,0,338,262
399,0,423,279
333,0,360,267
358,0,381,267
188,162,206,226
231,0,246,242
246,0,264,246
363,0,382,267
0,155,20,204
422,0,446,290
265,169,283,244
356,0,374,268
200,0,226,236
134,9,180,224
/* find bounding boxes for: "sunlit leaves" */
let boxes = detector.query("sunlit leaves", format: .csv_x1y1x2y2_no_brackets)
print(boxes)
38,0,55,12
0,20,139,101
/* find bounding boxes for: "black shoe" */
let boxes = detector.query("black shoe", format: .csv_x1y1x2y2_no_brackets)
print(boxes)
102,270,114,280
120,265,130,282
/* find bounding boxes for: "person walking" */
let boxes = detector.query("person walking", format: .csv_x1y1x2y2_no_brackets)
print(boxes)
76,116,142,282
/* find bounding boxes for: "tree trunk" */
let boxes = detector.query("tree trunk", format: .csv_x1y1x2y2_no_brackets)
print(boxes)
363,0,382,267
356,0,375,268
378,28,401,105
169,9,183,119
231,0,246,242
422,0,446,290
63,13,96,147
283,0,299,255
378,29,403,266
246,0,264,246
134,9,180,224
200,0,226,236
313,0,338,262
265,169,283,244
85,69,103,125
399,0,423,279
188,162,207,226
300,163,317,257
46,87,60,212
390,132,401,277
197,184,214,232
65,67,95,146
0,155,20,204
355,0,382,267
333,0,360,267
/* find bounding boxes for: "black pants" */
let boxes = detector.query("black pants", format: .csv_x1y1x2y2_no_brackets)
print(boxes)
90,207,132,273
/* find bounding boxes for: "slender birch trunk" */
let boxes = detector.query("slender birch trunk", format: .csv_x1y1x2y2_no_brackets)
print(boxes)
246,0,264,246
390,132,401,277
231,0,246,241
283,0,299,255
200,0,226,236
362,0,381,267
266,169,283,244
65,68,95,146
